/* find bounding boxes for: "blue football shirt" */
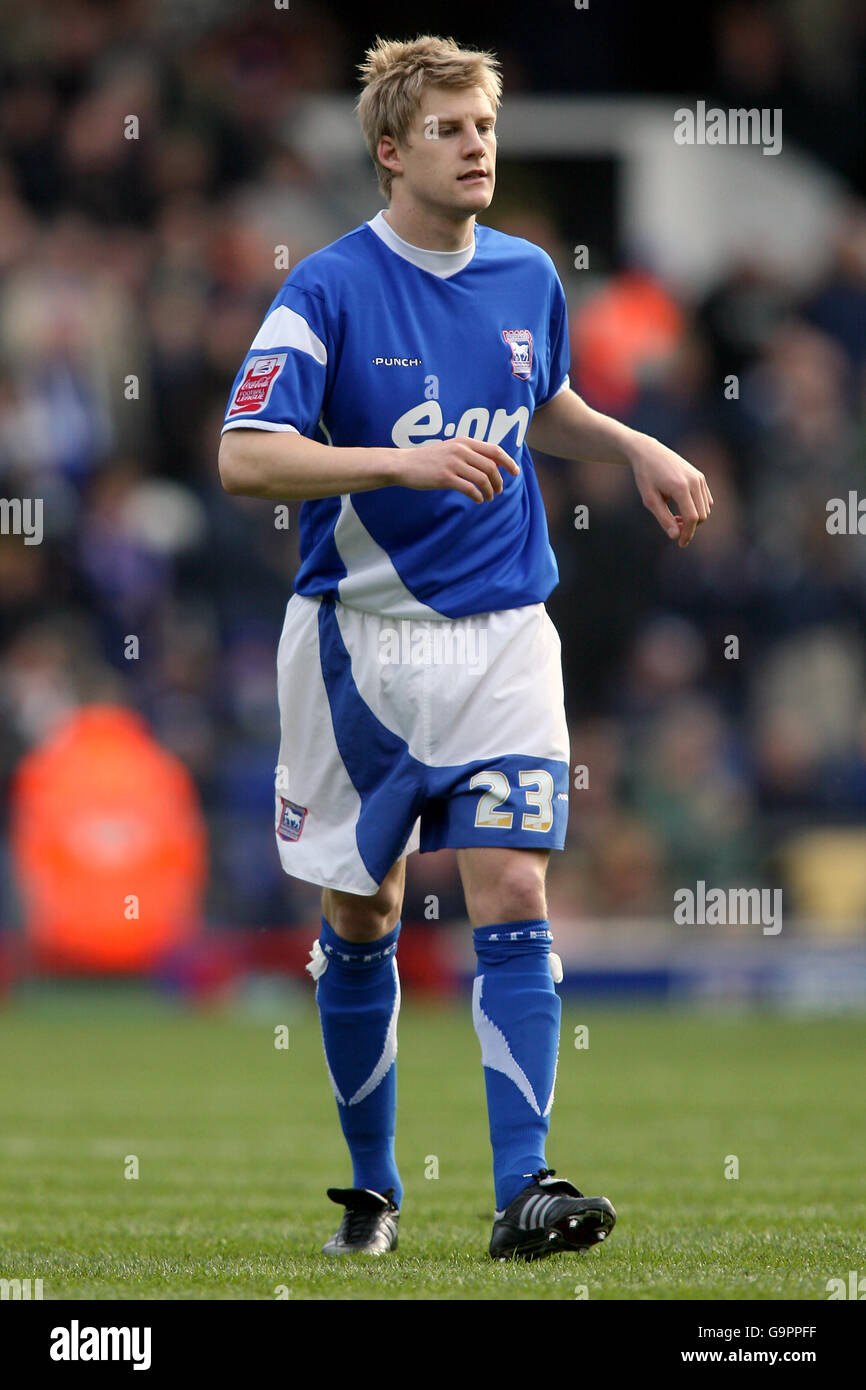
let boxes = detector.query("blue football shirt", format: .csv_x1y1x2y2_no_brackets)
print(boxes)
221,210,571,618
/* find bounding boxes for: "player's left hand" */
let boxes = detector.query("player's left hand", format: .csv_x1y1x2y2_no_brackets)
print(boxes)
628,435,713,548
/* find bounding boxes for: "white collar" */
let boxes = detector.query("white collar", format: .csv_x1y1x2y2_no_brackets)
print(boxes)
366,209,476,279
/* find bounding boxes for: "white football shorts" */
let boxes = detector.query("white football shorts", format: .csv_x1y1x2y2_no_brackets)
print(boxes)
273,594,570,895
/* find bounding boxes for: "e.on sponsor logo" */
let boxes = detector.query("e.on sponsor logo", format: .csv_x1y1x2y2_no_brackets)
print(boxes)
391,400,529,449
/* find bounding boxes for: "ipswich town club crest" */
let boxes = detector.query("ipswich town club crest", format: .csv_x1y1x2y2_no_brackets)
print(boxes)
228,353,287,417
502,329,533,380
277,797,307,842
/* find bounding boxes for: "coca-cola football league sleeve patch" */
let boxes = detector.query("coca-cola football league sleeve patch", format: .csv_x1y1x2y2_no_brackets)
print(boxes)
221,287,330,439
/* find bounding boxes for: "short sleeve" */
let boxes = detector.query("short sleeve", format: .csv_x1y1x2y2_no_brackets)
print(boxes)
221,285,332,438
536,270,571,407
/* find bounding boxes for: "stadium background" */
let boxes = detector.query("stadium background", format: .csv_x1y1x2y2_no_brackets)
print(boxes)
0,0,864,1000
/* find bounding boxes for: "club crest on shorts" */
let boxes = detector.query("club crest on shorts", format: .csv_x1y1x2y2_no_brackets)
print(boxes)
277,797,307,842
502,329,533,380
228,353,287,417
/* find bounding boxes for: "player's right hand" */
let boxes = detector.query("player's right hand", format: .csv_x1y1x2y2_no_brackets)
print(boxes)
394,437,520,503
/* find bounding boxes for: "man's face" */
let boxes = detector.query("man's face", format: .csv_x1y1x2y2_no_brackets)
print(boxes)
381,84,497,216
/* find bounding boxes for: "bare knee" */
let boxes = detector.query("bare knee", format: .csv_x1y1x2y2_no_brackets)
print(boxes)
458,849,548,928
322,859,405,942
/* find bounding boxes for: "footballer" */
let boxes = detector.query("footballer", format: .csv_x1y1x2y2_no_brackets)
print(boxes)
219,35,712,1261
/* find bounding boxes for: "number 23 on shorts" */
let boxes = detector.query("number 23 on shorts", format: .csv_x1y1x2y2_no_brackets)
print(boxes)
470,768,556,833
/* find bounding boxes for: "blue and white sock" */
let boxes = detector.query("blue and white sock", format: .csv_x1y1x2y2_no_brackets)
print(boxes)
472,919,561,1212
311,916,403,1207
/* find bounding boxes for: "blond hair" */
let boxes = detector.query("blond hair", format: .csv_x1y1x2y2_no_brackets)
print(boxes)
356,35,502,199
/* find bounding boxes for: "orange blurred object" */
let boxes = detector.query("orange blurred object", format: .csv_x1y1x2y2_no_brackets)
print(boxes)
10,705,207,971
572,269,685,413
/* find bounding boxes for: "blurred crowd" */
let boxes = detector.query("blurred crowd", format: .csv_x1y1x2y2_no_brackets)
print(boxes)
0,0,864,931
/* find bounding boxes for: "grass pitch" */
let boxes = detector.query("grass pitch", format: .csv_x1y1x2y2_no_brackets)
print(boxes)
0,987,863,1300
